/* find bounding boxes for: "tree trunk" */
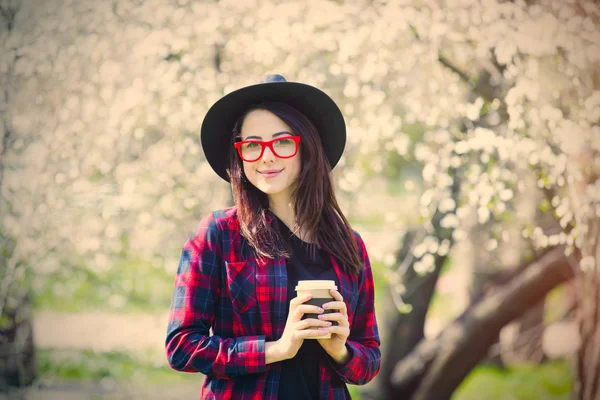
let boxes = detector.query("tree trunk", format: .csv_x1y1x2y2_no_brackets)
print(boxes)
374,230,449,400
468,222,505,368
0,293,36,391
389,246,572,399
500,195,562,365
574,217,600,400
362,170,461,400
501,301,546,365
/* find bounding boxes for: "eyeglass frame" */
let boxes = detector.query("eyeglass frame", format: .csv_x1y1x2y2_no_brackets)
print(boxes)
233,135,302,162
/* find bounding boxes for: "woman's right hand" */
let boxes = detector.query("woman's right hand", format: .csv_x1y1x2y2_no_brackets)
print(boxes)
275,294,332,360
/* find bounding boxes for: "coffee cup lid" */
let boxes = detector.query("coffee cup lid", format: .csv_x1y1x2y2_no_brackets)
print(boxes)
295,280,337,291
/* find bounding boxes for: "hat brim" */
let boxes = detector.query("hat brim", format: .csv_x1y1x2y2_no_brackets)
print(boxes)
200,81,346,182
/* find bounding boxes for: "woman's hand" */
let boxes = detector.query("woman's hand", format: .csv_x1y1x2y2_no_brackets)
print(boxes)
317,289,351,364
268,294,331,363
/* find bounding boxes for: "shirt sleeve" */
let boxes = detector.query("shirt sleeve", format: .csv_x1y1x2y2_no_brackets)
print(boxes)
330,231,381,385
165,213,267,379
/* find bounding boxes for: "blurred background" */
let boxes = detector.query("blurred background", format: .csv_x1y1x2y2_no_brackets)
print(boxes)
1,0,599,399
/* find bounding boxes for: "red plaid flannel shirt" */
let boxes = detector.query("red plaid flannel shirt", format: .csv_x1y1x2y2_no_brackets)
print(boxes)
165,206,381,399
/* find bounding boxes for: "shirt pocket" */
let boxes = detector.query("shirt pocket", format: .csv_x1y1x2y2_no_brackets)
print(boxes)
225,261,257,313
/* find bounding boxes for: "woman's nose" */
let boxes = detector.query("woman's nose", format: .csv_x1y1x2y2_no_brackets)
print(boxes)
261,145,276,163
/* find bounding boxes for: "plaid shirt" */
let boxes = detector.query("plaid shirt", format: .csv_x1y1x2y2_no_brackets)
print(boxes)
166,206,381,400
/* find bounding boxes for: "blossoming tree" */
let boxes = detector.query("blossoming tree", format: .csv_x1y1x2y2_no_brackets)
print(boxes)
372,0,599,399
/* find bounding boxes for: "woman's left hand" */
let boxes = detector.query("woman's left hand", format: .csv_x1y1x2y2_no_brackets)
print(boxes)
317,289,351,364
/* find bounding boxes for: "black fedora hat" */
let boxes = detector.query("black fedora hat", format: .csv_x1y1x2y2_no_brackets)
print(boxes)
200,74,346,182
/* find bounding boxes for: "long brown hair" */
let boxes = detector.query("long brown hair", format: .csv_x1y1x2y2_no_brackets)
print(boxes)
227,102,362,275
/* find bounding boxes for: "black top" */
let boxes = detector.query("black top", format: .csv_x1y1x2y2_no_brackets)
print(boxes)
273,215,338,400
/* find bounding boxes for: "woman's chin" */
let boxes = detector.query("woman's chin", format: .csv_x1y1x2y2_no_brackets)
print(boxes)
254,179,293,195
256,183,284,194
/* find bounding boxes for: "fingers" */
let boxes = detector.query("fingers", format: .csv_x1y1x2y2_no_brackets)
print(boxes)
325,290,347,316
296,318,332,330
290,291,348,324
289,295,320,322
296,328,331,339
290,304,322,322
322,324,349,338
290,294,312,308
322,300,347,316
291,315,331,341
317,312,348,326
330,289,343,301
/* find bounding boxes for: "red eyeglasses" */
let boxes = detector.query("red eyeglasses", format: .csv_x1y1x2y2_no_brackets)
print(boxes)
234,136,301,162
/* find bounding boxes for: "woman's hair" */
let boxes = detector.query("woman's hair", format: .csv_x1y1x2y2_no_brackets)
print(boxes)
227,101,362,275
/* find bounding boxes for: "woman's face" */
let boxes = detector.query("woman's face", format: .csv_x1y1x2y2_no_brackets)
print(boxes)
239,109,301,199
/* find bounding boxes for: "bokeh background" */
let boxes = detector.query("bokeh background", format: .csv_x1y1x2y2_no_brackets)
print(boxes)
1,0,599,399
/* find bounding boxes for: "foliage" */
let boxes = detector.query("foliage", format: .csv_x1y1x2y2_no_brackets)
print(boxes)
31,255,175,313
37,349,189,384
1,0,598,309
381,0,600,296
1,0,423,305
454,361,573,400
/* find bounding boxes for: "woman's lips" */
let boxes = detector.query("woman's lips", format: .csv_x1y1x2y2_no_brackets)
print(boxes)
259,169,282,179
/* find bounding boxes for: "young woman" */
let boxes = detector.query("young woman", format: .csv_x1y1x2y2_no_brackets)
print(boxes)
165,74,380,400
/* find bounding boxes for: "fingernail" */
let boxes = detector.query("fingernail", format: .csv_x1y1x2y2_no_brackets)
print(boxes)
318,314,324,319
322,304,328,309
326,321,332,326
318,307,324,313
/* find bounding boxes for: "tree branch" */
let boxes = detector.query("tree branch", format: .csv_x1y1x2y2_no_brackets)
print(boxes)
390,246,573,399
407,23,507,103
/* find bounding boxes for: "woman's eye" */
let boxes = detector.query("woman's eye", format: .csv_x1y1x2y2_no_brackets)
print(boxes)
246,142,260,148
276,139,293,146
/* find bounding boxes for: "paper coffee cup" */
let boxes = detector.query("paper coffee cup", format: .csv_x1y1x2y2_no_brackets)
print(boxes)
295,280,337,339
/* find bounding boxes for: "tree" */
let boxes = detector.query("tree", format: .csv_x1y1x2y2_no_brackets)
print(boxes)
369,0,600,398
0,0,36,390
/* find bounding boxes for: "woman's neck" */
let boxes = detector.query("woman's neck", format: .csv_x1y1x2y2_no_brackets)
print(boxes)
268,194,315,244
268,194,295,229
